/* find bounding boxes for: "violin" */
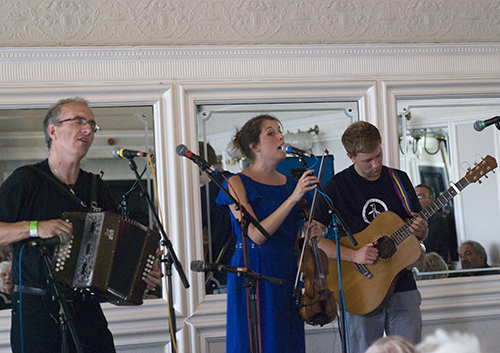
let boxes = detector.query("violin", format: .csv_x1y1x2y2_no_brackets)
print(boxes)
294,152,337,327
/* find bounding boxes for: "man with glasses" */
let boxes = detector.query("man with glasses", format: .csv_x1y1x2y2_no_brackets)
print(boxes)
0,97,161,352
415,184,458,264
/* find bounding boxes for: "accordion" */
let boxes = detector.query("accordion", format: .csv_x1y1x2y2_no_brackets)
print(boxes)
52,211,160,305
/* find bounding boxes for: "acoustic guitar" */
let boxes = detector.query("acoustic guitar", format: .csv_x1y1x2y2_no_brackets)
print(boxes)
326,155,497,316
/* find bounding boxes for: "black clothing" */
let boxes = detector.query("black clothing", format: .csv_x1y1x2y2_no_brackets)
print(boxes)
314,165,422,293
0,159,117,352
201,171,235,291
0,291,11,310
423,211,458,262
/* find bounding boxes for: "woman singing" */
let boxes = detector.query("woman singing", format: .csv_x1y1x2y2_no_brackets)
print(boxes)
216,114,321,353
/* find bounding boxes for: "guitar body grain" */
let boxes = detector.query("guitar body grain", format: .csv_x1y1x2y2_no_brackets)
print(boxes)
327,211,422,316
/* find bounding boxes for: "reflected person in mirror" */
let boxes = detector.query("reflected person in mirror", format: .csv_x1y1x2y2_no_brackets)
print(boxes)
0,97,161,353
457,240,500,276
415,184,458,264
0,260,12,310
216,114,322,353
198,141,235,294
414,252,449,280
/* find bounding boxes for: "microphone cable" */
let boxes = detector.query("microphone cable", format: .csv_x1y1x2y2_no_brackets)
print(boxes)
317,189,351,352
18,244,26,353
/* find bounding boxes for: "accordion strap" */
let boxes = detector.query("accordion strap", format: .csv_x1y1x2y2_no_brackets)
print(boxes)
28,165,92,212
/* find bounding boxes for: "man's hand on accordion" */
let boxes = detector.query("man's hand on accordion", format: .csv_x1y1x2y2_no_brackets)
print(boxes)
144,251,163,291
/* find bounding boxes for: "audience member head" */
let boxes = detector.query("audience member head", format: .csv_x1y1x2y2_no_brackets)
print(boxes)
365,335,416,353
198,141,219,167
416,329,482,353
341,121,382,158
459,240,487,269
0,261,12,295
415,184,435,209
232,114,282,162
415,252,449,280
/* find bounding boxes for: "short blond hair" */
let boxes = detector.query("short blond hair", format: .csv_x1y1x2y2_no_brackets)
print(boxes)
341,121,382,157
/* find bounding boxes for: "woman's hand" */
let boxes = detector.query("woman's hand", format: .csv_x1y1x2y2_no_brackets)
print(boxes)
304,220,323,242
289,170,319,203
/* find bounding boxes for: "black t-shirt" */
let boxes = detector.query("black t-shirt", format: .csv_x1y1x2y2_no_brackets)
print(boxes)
314,165,422,292
0,159,116,291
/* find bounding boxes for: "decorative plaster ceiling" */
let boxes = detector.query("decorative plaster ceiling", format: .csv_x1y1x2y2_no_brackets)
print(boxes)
0,0,499,47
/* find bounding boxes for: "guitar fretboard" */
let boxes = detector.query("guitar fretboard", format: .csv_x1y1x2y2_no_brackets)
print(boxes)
392,177,469,245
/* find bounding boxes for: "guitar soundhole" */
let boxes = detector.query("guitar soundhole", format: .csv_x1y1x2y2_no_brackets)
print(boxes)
376,236,397,259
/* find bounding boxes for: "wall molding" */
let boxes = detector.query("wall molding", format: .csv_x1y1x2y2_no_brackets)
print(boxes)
2,44,500,84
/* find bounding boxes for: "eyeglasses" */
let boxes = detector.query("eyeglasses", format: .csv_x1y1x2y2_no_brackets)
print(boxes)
58,116,100,133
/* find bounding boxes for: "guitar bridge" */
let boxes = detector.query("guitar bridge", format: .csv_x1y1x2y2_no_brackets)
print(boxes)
355,263,373,279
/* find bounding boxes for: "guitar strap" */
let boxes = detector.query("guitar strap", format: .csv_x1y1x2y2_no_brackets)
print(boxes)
388,167,413,217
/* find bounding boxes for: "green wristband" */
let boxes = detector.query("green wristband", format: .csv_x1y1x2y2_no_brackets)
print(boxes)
29,220,38,237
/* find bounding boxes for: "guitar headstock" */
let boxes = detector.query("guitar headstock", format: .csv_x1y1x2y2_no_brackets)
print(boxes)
464,155,498,183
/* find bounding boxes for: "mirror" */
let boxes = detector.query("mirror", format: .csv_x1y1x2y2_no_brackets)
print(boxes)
196,101,359,294
397,98,500,279
0,105,161,298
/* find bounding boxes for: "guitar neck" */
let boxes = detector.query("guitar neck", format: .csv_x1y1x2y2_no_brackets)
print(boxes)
393,176,469,245
419,177,469,221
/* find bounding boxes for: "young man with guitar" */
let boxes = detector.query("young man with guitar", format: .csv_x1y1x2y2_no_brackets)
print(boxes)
313,121,428,352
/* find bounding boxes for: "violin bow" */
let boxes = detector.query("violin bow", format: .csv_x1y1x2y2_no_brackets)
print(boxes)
293,149,329,299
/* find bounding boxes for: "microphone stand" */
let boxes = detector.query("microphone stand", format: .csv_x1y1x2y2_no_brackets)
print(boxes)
125,157,190,349
194,161,279,353
37,245,84,353
297,156,355,353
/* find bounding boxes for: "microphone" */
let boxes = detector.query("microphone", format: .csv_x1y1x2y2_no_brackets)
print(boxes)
176,144,213,172
473,116,500,132
190,260,248,275
28,233,70,247
112,147,148,159
281,143,315,158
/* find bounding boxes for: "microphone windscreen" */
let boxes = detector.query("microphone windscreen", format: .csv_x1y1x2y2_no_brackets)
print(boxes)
112,147,124,159
176,144,189,157
473,121,484,132
190,260,206,272
281,143,291,154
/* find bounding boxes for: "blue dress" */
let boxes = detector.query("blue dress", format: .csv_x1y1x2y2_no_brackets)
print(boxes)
216,173,306,353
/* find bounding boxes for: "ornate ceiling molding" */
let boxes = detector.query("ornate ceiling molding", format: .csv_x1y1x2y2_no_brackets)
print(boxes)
1,44,500,84
0,0,499,47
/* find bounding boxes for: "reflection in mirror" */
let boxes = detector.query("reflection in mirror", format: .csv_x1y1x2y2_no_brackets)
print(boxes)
196,102,358,294
0,105,162,298
397,98,500,279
